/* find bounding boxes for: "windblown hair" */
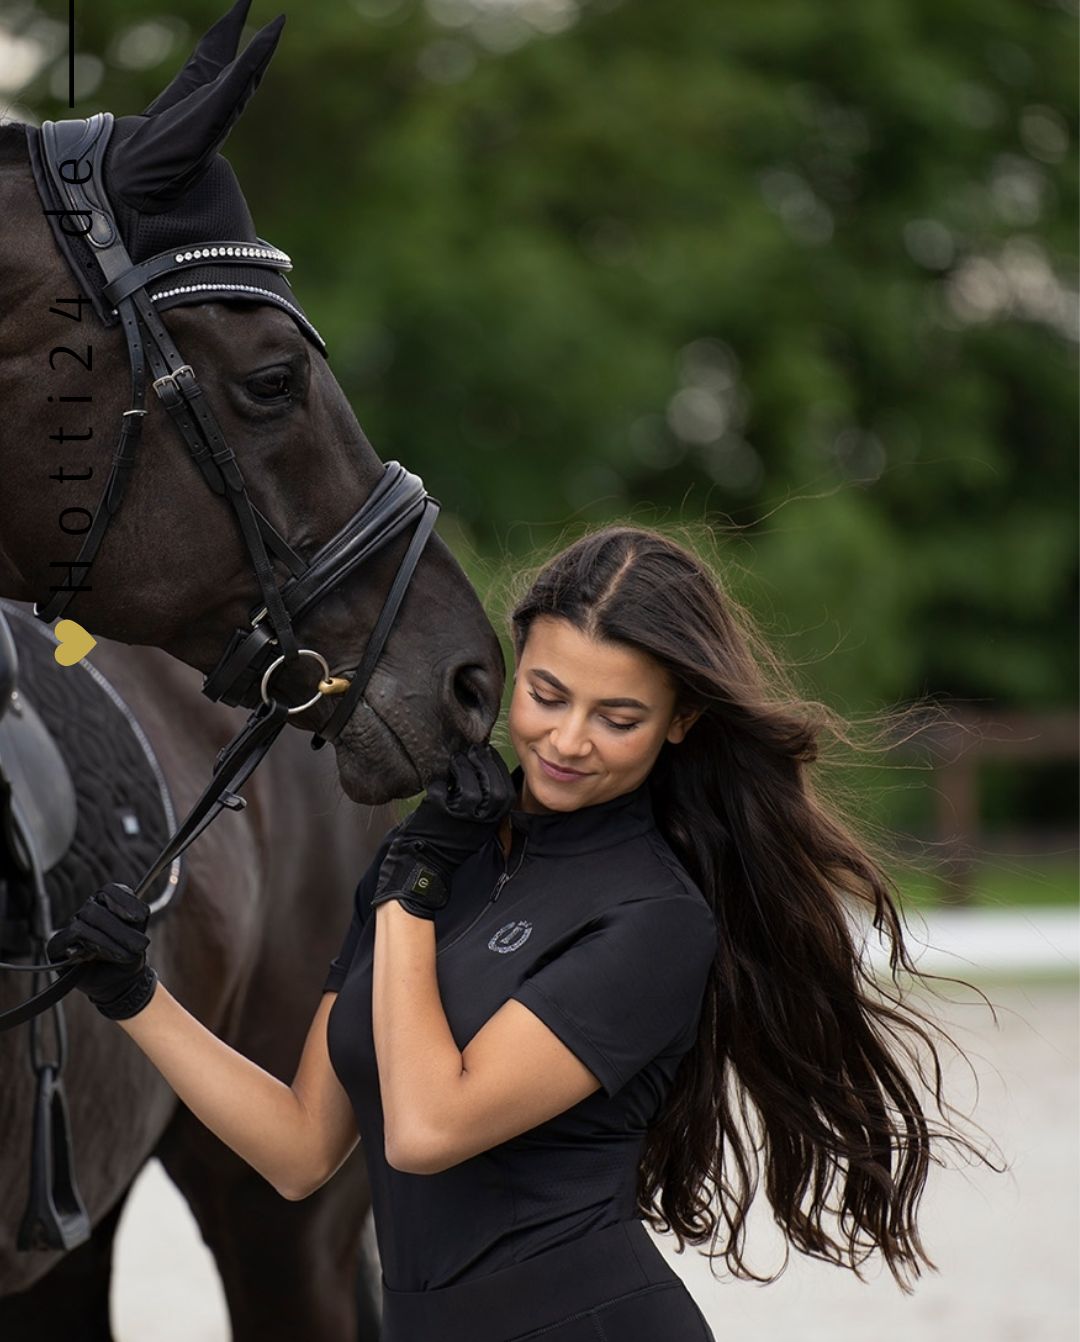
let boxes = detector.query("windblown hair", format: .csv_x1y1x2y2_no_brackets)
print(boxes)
506,524,1004,1294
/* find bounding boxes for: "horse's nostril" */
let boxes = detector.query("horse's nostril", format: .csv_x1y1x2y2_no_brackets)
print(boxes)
453,664,493,716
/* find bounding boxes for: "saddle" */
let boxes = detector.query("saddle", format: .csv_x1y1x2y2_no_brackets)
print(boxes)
0,610,79,891
0,608,84,1252
0,610,13,710
0,601,184,1252
0,601,183,947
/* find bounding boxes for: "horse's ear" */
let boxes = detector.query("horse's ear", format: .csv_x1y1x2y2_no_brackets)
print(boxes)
142,0,254,117
111,13,285,214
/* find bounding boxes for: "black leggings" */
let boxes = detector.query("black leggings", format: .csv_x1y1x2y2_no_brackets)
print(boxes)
379,1218,716,1342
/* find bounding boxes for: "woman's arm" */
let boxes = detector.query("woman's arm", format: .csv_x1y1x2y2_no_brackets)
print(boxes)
371,898,465,1169
371,898,603,1175
116,983,359,1200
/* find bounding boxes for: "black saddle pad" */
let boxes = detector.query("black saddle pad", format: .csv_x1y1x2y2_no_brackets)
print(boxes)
0,601,184,953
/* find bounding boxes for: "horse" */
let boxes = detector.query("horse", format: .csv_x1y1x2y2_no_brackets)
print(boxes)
0,4,504,1338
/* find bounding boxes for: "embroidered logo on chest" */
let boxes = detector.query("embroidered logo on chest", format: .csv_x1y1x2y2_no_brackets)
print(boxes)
488,919,533,954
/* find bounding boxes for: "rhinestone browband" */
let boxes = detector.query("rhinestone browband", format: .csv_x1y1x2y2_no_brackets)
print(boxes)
171,244,290,264
145,282,325,345
101,237,294,309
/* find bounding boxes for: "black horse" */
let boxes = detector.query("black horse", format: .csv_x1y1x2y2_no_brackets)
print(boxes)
0,4,504,1338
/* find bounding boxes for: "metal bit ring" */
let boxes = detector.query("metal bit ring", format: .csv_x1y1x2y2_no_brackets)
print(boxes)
260,649,332,715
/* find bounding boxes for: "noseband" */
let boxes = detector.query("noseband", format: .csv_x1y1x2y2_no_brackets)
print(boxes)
0,113,440,1031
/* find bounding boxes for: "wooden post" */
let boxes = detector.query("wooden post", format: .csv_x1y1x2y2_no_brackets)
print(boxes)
891,710,1079,907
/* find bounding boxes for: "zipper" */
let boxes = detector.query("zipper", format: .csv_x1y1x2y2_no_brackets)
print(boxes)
492,837,528,903
435,833,529,958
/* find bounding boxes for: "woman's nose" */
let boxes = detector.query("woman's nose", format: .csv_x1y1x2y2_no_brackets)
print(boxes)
549,715,591,759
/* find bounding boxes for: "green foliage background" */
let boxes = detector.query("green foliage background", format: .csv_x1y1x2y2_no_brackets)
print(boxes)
5,0,1077,848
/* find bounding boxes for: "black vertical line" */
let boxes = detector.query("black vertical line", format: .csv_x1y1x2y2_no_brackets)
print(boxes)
68,0,75,107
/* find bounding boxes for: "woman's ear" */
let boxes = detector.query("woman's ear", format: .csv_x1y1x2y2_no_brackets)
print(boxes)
666,705,702,745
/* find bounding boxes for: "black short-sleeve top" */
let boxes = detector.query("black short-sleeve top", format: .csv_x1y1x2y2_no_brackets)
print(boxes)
324,765,717,1292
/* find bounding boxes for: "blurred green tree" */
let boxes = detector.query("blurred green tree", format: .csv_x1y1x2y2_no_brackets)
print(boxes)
6,0,1076,724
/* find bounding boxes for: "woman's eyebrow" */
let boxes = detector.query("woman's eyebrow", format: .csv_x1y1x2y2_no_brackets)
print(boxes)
530,667,651,711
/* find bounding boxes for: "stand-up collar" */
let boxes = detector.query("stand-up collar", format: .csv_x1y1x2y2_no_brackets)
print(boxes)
506,764,656,856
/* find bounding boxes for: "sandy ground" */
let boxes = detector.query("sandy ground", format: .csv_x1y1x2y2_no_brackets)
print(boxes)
664,977,1079,1342
108,939,1078,1340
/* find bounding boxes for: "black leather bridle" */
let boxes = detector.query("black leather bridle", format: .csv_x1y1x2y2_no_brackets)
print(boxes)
0,112,439,1031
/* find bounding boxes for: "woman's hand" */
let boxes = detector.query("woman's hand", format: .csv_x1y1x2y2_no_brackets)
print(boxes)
370,744,516,920
46,882,159,1020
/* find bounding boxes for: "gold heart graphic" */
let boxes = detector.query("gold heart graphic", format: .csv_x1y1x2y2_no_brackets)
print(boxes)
53,619,97,666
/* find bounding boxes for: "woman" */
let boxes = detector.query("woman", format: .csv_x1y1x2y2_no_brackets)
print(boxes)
51,524,998,1341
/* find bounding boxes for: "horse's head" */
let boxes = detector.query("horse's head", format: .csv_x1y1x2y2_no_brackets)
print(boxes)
0,1,505,804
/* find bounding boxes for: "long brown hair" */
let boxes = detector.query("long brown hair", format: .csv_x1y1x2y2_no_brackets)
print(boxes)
504,523,1004,1294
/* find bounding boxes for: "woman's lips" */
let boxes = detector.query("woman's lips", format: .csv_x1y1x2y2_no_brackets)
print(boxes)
535,753,591,783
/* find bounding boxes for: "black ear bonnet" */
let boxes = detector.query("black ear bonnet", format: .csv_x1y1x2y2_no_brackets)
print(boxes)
25,0,325,354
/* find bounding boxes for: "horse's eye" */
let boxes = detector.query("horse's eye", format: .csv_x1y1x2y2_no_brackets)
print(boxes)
246,368,292,402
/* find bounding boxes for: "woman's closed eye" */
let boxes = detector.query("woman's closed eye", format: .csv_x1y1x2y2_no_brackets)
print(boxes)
527,688,640,732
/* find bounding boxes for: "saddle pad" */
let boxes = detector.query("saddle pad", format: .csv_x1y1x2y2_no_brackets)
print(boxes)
0,601,183,951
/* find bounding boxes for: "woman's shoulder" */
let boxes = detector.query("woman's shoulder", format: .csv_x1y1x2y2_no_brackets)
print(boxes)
587,824,717,948
635,825,710,907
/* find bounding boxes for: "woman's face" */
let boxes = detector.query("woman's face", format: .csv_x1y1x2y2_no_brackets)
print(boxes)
507,615,699,814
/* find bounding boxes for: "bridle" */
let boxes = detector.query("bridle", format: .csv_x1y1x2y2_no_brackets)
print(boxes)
0,112,440,1031
29,111,438,735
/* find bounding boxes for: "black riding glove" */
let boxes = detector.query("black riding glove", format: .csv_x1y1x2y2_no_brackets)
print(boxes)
46,882,159,1020
370,744,516,920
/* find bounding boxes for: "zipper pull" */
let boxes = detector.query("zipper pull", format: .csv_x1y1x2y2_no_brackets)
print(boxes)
491,833,526,905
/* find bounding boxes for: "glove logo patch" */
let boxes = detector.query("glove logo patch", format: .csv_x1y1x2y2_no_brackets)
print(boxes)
409,866,440,896
488,920,533,955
